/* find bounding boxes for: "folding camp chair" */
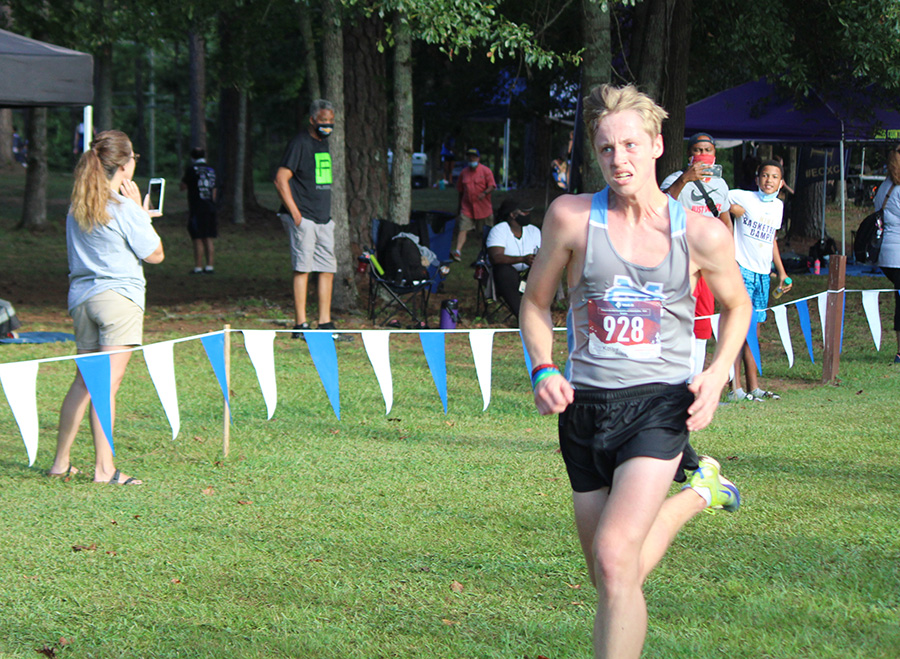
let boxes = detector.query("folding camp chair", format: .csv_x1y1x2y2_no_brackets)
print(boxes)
364,218,447,328
409,210,456,291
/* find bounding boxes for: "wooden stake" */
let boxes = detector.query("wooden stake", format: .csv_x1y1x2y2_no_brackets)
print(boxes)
223,324,232,456
822,255,846,383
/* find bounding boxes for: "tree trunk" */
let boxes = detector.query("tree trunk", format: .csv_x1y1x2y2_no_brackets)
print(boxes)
343,14,389,247
20,107,48,229
656,0,692,182
632,0,669,101
579,0,611,192
299,6,321,105
188,29,207,151
133,52,147,177
94,43,114,131
791,181,825,239
322,0,357,312
388,12,413,226
232,88,247,225
0,109,13,169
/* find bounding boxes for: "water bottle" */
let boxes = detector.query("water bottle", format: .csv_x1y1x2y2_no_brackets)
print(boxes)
772,276,791,299
440,299,459,329
814,259,821,275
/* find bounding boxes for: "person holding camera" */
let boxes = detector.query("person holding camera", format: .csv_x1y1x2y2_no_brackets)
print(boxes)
49,130,164,485
661,132,732,377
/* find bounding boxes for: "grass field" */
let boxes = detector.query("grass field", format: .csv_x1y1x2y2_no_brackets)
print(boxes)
0,170,898,658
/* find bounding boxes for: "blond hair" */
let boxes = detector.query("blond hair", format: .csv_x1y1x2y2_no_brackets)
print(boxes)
583,84,668,147
70,130,133,231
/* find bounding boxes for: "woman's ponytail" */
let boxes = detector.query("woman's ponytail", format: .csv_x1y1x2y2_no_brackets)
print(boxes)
69,130,133,231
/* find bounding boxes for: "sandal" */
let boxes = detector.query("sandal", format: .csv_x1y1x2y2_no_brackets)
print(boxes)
106,469,142,485
48,464,80,480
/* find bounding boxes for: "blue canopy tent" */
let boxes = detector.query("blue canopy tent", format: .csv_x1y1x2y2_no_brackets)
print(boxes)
684,77,900,252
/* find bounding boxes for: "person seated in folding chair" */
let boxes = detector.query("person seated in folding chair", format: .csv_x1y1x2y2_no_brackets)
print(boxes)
486,197,541,320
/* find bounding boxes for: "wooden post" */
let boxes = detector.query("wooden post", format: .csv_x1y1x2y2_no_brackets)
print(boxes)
822,255,846,383
223,324,231,456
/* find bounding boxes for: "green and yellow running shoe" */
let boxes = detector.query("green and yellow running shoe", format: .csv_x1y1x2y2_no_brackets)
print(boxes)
684,456,740,512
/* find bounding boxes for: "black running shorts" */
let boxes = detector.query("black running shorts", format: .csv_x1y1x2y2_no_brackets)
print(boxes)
558,382,699,493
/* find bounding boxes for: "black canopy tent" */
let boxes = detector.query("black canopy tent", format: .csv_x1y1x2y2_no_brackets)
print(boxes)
0,28,93,108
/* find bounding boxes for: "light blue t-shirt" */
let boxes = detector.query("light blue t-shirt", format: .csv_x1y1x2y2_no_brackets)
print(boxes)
66,192,161,311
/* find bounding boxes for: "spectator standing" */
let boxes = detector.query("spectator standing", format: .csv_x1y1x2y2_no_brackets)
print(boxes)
274,99,338,336
181,147,218,274
661,132,732,376
50,130,164,485
453,147,496,261
874,144,900,362
727,160,793,401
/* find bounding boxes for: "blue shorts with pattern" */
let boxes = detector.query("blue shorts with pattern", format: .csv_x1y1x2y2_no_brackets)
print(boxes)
740,266,769,323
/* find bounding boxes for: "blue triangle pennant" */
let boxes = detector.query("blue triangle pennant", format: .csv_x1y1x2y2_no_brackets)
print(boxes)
304,331,341,420
75,353,114,455
201,333,231,414
419,331,448,414
746,313,762,375
795,300,815,363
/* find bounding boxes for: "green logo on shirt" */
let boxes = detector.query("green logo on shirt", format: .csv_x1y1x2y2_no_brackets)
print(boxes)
315,153,333,185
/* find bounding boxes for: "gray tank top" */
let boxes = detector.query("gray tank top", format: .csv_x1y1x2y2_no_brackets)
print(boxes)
565,189,694,389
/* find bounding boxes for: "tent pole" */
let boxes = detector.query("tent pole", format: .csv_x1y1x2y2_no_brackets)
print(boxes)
503,117,510,190
821,148,828,240
82,105,92,152
839,137,846,255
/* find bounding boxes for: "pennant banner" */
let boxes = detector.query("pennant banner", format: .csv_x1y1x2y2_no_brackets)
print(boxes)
419,331,448,414
772,305,794,368
468,329,496,411
361,330,393,414
76,353,114,455
795,299,815,363
200,333,231,414
304,331,341,420
242,330,278,419
861,290,882,350
0,361,40,465
816,292,827,343
143,341,181,440
746,313,762,375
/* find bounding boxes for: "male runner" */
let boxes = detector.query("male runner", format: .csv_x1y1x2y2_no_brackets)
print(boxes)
520,84,752,659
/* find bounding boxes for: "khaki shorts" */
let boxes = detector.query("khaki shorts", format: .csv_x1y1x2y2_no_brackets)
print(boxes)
458,212,494,233
71,289,144,351
280,214,337,273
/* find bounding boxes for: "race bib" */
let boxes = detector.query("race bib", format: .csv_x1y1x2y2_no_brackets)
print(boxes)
587,276,664,360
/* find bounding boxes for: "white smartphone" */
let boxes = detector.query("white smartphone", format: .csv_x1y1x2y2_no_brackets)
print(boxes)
148,178,165,213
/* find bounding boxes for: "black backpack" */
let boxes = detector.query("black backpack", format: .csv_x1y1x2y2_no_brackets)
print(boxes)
385,235,428,284
854,210,884,264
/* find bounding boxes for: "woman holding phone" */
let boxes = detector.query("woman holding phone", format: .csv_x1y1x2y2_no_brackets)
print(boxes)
48,130,164,485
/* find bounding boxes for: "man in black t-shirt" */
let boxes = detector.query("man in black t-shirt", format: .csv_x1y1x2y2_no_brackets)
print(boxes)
181,147,218,274
274,99,337,336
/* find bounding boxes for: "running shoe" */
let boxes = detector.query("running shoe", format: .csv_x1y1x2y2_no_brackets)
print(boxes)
684,456,740,512
750,388,780,400
724,389,758,403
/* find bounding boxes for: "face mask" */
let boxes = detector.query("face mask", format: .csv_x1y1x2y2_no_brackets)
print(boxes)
515,214,531,226
688,152,716,167
315,124,334,139
757,188,779,202
468,161,479,168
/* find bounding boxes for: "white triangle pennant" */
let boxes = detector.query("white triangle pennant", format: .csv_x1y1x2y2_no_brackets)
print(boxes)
468,329,496,411
772,304,794,368
0,361,40,465
242,330,278,419
816,292,828,343
361,330,393,414
142,341,181,440
861,290,882,350
710,313,721,343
